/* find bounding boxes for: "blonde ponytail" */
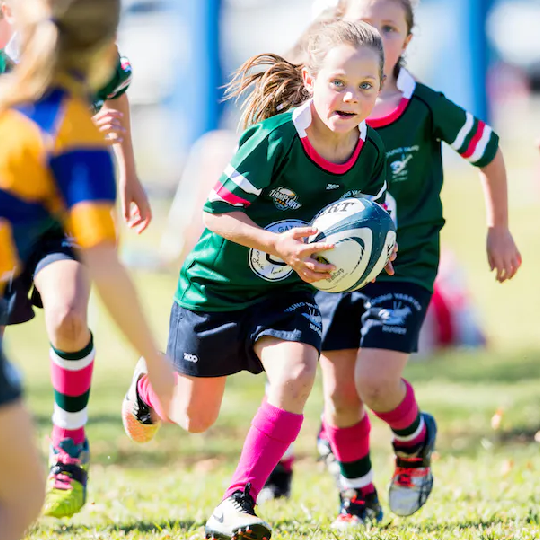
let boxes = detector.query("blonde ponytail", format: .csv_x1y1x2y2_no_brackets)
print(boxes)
226,19,384,130
225,53,310,130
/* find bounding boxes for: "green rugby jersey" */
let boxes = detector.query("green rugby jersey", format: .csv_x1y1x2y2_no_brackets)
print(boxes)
0,50,12,73
91,53,133,113
176,101,388,311
367,69,499,292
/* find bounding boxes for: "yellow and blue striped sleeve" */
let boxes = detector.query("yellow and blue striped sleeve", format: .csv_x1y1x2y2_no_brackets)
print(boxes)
49,97,118,249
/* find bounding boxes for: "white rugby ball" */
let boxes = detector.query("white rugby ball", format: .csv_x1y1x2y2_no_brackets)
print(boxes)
309,197,396,293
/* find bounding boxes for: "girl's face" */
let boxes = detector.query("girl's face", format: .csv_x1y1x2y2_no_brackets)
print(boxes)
303,44,381,134
344,0,411,81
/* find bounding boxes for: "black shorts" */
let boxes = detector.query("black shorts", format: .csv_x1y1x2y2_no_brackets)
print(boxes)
317,281,432,354
2,225,78,326
0,337,22,407
167,291,322,377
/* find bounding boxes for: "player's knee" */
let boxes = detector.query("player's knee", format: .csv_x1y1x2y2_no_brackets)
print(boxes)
356,373,396,408
46,305,87,348
325,382,360,416
282,359,318,393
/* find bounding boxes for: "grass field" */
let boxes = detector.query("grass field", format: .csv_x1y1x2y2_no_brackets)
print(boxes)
7,134,540,539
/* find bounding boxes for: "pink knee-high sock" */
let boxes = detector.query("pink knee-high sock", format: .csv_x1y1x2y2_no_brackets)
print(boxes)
324,413,374,495
50,338,95,447
224,401,303,503
324,412,371,463
373,379,426,449
137,373,180,422
372,379,419,430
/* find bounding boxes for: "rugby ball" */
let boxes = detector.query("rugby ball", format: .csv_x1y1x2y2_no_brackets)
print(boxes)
309,197,396,293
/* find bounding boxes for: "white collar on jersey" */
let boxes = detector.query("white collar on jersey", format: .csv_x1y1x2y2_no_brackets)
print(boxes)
292,99,368,141
4,32,20,64
396,68,416,100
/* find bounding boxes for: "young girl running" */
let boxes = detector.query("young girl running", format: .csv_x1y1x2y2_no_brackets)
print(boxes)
122,18,395,540
269,0,521,528
0,0,174,535
0,0,152,519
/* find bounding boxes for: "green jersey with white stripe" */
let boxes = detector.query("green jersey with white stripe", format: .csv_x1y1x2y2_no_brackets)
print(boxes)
368,69,499,292
175,101,388,312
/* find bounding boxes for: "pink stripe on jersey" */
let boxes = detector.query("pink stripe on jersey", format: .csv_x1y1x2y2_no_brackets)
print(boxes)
367,97,411,128
51,362,94,397
300,135,365,174
461,120,486,159
214,181,251,207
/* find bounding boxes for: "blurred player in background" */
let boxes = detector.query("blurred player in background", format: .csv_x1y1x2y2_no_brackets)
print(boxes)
0,0,175,534
0,0,157,521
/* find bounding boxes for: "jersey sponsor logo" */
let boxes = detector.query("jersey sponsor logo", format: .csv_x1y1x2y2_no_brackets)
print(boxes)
341,189,363,199
249,219,306,281
183,353,199,363
268,187,302,211
326,183,340,190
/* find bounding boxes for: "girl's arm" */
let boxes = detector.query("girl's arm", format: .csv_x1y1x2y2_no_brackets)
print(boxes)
478,148,522,282
102,93,153,233
203,211,335,283
81,244,173,404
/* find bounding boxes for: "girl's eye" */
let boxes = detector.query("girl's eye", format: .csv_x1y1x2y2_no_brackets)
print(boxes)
332,80,344,88
360,82,373,90
382,25,396,33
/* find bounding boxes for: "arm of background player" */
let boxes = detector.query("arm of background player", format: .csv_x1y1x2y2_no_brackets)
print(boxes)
50,137,173,409
102,92,152,234
478,148,521,283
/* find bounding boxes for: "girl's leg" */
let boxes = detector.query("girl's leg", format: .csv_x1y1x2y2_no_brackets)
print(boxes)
225,337,318,498
34,259,94,518
355,348,436,517
123,357,227,441
0,401,45,540
319,349,382,528
206,338,318,540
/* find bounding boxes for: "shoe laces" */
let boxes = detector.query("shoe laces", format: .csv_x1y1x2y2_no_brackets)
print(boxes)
231,483,257,515
50,449,82,491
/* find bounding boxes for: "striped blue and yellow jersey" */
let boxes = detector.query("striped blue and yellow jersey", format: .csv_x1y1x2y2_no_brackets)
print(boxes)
0,84,117,294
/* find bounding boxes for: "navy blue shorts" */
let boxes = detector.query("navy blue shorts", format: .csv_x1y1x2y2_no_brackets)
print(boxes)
2,226,78,326
167,291,322,377
317,281,432,354
0,325,22,406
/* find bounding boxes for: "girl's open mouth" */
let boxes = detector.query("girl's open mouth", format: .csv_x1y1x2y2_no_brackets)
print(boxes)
335,110,356,118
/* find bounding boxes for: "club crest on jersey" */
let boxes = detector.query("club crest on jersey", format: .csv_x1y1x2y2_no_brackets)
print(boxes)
268,187,301,211
387,145,418,182
249,219,306,281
